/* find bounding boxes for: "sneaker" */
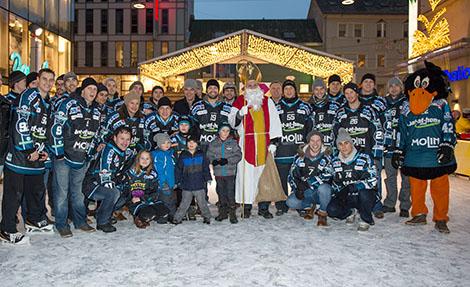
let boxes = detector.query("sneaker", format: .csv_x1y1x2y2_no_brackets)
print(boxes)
0,230,30,245
57,228,73,238
346,209,356,224
258,209,273,219
405,214,427,225
97,223,117,233
399,209,410,218
435,221,450,234
382,206,396,213
25,219,54,233
203,218,211,225
78,223,96,233
373,210,385,219
357,221,370,231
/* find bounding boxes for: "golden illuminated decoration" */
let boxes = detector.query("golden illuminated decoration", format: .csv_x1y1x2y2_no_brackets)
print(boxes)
139,30,354,82
411,0,450,58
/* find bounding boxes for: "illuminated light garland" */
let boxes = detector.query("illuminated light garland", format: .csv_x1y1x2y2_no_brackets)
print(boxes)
139,30,354,82
411,0,450,58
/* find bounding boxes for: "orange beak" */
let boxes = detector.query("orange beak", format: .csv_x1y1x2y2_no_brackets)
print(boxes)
409,88,437,115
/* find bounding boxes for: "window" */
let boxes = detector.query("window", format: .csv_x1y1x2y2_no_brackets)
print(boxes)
86,9,93,33
131,9,138,34
403,21,408,38
116,41,123,67
353,24,363,38
338,23,347,38
357,54,366,68
101,42,108,67
146,9,153,34
377,20,386,38
116,9,123,34
377,54,385,68
85,41,93,67
146,41,154,60
101,10,108,34
74,9,78,34
161,41,169,55
131,42,138,67
161,9,168,34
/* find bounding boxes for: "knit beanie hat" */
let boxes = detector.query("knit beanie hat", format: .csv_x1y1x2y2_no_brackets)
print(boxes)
328,74,342,85
9,71,26,88
282,79,297,92
336,128,354,147
312,78,326,90
178,115,191,127
361,73,376,83
154,132,171,147
184,79,198,90
97,83,108,93
124,90,141,105
218,122,231,133
343,82,359,94
157,96,172,109
26,72,38,86
81,77,98,90
306,130,324,144
223,82,236,91
63,72,77,82
206,79,220,91
387,76,404,90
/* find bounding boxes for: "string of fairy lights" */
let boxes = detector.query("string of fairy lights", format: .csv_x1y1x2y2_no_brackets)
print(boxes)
139,30,354,83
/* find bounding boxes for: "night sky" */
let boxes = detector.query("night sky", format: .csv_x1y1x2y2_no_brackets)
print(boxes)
195,0,311,19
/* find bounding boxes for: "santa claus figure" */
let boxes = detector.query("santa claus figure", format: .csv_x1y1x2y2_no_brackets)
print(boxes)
229,61,282,218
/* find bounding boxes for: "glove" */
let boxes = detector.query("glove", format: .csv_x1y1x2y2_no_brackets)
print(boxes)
212,159,220,166
437,143,454,165
336,184,357,202
131,189,145,198
391,150,405,169
219,158,228,166
268,144,277,155
238,106,249,117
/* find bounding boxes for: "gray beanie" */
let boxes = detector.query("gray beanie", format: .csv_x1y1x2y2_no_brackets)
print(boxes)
306,130,324,144
388,77,404,90
154,133,171,147
312,78,326,90
336,128,353,147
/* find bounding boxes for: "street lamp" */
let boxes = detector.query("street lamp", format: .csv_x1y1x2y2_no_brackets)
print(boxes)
341,0,355,5
132,1,145,9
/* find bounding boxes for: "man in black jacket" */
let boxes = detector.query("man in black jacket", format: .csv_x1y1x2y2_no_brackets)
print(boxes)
173,79,201,116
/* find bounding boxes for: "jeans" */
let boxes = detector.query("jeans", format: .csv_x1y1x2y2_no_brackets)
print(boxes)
53,159,88,230
174,189,211,222
286,184,332,212
259,162,290,212
87,184,121,226
383,157,411,210
373,158,384,212
0,167,47,233
327,188,375,224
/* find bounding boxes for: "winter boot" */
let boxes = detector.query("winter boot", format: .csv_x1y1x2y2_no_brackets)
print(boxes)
241,207,251,219
303,208,314,220
316,210,328,227
215,207,228,222
382,206,396,213
435,221,450,234
187,206,197,221
373,210,384,219
134,217,147,229
229,208,238,224
405,214,427,226
258,209,273,219
203,217,211,225
399,209,410,218
97,223,117,233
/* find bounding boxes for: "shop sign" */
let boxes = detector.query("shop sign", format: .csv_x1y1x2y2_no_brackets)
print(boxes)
10,52,49,75
444,66,470,82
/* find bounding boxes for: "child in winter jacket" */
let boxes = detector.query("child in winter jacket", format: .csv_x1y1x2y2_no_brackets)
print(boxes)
151,133,176,223
173,134,212,224
124,150,169,229
206,123,242,223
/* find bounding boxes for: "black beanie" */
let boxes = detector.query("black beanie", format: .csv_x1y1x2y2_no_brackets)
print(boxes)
26,72,38,86
9,71,26,88
282,79,297,92
81,77,98,90
206,79,220,91
157,96,172,109
328,74,341,85
361,73,376,83
97,83,108,93
343,82,359,94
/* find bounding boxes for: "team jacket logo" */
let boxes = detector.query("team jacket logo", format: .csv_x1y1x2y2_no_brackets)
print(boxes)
411,136,440,148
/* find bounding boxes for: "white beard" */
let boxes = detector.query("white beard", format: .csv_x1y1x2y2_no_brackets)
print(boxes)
245,87,264,111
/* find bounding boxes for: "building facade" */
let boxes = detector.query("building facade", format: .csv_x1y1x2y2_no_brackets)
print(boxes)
74,0,194,95
0,0,73,94
308,0,408,94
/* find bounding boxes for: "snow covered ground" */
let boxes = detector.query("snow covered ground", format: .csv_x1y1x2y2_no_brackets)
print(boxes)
1,176,470,287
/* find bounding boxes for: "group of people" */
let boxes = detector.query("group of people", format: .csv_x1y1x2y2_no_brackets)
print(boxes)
0,60,456,245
